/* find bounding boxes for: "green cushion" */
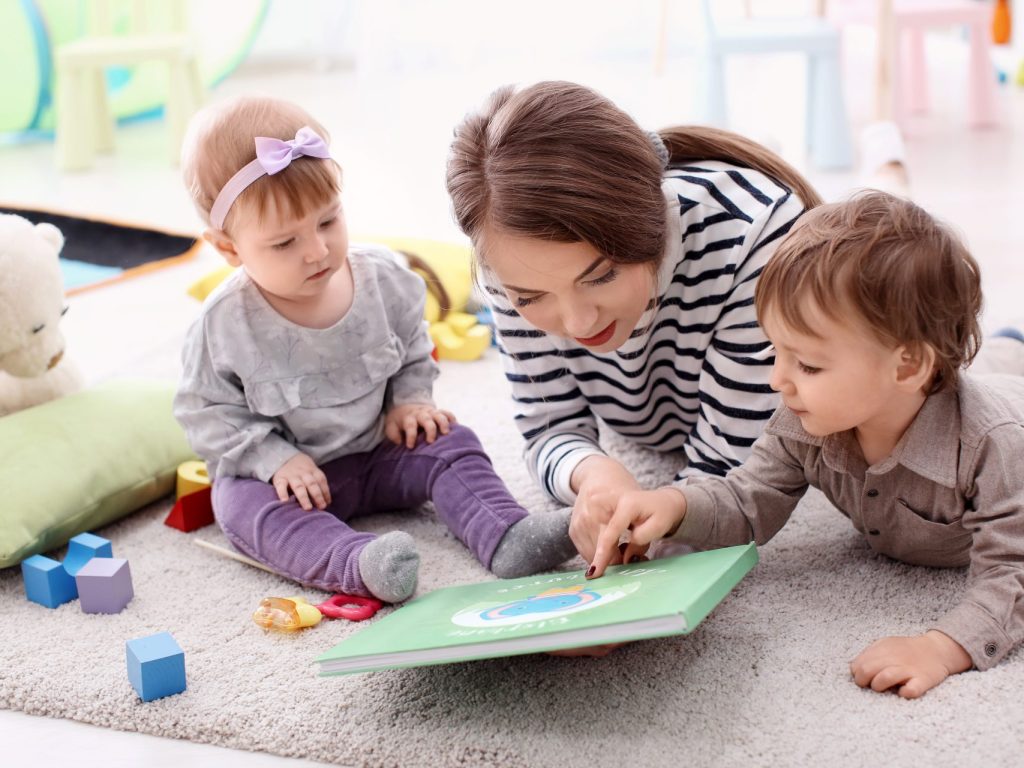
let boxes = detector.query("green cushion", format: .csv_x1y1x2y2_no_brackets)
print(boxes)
0,380,195,568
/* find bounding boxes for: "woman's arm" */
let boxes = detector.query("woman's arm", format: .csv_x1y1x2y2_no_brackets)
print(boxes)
678,183,805,478
483,281,606,505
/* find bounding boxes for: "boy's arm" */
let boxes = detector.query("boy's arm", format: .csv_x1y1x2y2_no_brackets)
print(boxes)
845,425,1024,699
931,424,1024,670
173,322,298,482
672,429,810,548
586,428,809,576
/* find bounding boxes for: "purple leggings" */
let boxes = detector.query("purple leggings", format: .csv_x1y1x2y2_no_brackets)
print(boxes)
211,425,528,594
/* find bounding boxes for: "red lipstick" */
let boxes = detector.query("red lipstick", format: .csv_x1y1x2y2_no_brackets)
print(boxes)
575,322,616,347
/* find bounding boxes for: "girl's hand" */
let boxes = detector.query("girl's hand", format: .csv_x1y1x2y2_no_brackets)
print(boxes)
272,452,331,511
587,487,688,579
384,402,457,448
568,456,642,564
849,630,972,699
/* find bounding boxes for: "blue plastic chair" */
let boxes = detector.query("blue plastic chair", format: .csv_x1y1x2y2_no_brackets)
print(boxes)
697,0,853,170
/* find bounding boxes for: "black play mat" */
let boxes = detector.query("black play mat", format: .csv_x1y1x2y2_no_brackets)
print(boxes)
1,205,201,294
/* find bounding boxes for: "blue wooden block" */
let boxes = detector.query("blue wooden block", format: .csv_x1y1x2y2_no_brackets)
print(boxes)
22,554,78,608
126,632,186,702
76,557,133,614
63,532,113,577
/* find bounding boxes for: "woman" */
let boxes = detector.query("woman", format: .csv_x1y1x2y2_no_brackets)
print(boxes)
446,80,820,564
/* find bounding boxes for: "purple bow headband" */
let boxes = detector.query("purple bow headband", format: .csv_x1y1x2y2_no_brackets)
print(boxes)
209,126,333,230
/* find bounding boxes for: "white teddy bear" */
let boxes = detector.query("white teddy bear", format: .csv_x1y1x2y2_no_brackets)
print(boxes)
0,213,83,416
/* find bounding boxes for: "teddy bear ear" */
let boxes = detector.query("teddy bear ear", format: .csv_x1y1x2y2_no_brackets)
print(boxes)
34,222,65,253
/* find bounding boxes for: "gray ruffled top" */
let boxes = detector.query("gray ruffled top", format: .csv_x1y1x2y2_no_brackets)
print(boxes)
174,245,438,481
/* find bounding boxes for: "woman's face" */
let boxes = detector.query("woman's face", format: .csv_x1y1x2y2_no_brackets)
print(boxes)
481,229,655,353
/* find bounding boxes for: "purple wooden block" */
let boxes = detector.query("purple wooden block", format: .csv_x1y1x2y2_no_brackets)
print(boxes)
76,557,134,614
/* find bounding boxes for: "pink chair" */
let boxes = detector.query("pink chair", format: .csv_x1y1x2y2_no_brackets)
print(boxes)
830,1,999,129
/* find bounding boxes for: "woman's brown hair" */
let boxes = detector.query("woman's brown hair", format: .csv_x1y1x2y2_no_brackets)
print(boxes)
755,191,982,393
446,80,821,267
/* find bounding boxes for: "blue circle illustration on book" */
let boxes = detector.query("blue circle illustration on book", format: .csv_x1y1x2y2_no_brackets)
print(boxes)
451,583,640,628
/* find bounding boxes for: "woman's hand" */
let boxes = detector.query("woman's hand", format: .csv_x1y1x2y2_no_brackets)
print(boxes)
271,452,331,511
587,487,688,579
384,402,457,448
568,456,642,564
546,643,626,658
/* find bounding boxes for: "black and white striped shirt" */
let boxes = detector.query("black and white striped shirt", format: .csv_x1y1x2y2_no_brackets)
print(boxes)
483,162,806,504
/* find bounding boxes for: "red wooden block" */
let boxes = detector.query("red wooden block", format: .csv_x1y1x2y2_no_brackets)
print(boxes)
164,486,214,532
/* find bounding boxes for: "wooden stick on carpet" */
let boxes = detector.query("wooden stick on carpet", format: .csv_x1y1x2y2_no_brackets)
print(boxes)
194,539,277,574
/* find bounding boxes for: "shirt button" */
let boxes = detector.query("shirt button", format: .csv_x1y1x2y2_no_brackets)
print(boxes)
866,489,879,498
985,642,998,657
868,529,880,536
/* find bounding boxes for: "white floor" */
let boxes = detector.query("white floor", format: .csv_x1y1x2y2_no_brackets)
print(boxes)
1,4,1023,764
0,710,331,768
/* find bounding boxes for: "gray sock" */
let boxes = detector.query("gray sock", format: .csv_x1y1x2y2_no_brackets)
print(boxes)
489,508,576,579
358,531,420,603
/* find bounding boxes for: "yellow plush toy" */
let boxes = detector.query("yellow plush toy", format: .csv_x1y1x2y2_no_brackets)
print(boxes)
186,236,493,361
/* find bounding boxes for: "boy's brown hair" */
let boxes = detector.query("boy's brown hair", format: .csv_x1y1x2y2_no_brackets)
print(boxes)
755,191,982,394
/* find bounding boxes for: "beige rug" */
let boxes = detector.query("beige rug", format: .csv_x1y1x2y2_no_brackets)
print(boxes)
2,352,1022,767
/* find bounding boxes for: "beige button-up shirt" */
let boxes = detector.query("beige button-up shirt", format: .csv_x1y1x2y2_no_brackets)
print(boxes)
674,373,1024,670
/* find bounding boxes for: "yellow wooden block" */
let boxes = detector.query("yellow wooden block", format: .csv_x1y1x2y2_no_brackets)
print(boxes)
176,460,210,499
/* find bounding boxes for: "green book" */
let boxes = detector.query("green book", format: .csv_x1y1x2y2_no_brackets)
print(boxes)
315,543,758,676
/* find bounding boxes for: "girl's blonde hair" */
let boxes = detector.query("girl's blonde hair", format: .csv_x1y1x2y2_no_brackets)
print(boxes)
755,191,983,393
181,96,340,233
446,80,821,266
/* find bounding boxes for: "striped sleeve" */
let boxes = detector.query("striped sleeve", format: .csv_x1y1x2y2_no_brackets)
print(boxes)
678,188,804,479
484,283,605,505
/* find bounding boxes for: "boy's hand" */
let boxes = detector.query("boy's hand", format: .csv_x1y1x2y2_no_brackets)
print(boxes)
850,630,972,699
384,402,456,448
586,487,688,579
272,452,331,511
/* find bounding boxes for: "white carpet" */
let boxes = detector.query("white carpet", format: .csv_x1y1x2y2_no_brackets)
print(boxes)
2,351,1022,768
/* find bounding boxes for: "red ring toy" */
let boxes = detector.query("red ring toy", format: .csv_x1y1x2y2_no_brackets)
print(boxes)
315,594,383,622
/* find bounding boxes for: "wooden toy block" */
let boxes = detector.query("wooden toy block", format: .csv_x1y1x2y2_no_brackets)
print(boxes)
126,631,186,702
76,557,134,614
163,485,214,532
63,532,113,577
175,460,211,499
22,554,78,608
